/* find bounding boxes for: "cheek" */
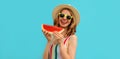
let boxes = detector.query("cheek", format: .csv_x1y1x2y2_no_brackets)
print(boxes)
68,20,72,24
59,17,62,20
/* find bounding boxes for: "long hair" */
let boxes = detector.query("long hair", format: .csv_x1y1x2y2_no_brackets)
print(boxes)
54,8,77,36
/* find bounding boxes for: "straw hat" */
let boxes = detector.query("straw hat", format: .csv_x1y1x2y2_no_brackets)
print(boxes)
52,4,80,25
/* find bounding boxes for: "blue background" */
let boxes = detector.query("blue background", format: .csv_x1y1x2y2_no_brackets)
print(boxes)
0,0,120,59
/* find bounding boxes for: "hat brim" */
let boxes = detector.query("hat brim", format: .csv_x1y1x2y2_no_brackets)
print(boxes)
52,4,80,25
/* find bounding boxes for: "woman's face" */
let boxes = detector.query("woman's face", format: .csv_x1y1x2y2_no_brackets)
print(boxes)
58,9,72,28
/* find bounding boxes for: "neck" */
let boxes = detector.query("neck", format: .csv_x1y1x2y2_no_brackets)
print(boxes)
61,27,68,37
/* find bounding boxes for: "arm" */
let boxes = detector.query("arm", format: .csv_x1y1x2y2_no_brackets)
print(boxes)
43,42,51,59
59,35,77,59
42,30,52,59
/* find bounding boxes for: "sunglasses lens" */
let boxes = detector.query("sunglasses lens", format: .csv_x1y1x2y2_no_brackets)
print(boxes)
59,13,72,20
59,14,64,18
67,16,72,20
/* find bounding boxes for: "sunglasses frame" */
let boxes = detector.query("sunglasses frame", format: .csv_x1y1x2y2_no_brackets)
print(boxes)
58,13,73,20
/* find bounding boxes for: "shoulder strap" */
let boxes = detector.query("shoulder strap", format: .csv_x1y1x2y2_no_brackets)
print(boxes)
64,36,71,44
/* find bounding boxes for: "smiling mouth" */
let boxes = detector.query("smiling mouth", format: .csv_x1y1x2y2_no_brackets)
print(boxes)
60,19,68,24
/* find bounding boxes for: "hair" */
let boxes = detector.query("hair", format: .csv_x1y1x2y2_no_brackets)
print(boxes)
53,8,77,37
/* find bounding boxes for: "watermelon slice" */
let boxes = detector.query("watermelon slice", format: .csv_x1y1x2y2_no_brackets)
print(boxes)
42,24,64,34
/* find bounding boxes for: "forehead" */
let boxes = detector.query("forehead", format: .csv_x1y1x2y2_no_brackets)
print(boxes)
61,9,71,15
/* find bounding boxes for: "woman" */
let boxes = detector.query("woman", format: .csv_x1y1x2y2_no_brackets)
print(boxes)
42,4,80,59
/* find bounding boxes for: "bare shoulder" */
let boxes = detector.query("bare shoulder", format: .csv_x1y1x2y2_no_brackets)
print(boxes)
70,34,77,41
68,34,77,45
71,34,77,38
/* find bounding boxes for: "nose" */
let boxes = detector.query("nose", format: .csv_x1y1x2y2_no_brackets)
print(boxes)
63,16,67,19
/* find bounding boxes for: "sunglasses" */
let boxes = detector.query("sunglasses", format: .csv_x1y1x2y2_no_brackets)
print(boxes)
58,13,72,20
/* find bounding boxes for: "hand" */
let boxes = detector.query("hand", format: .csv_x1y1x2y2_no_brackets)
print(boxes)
42,30,52,42
53,31,64,44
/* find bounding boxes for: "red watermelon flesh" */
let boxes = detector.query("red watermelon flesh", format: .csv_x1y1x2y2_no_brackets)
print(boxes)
42,24,64,33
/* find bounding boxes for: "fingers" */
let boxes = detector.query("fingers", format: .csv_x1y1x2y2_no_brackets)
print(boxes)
53,31,64,40
42,30,52,42
42,30,47,35
53,32,59,38
55,32,64,38
42,30,46,34
42,30,50,37
53,32,64,44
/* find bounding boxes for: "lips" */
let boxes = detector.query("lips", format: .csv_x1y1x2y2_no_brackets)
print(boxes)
60,19,68,25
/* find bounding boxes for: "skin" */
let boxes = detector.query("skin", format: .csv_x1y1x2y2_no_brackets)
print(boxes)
43,9,77,59
59,10,72,28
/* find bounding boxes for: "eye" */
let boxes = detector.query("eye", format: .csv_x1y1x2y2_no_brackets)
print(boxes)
67,16,72,20
59,13,64,18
